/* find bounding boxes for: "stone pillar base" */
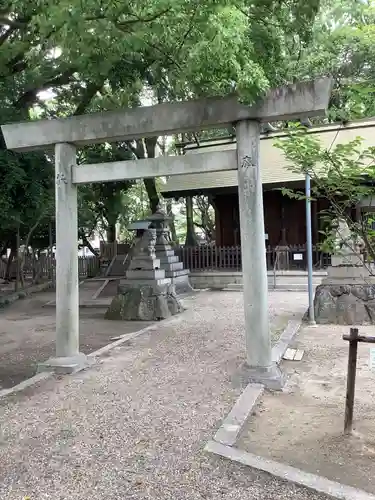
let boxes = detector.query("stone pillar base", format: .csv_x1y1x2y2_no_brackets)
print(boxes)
38,352,88,375
313,282,375,325
105,284,184,321
244,363,286,390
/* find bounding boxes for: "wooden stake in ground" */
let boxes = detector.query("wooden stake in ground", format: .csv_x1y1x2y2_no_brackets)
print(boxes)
343,327,358,434
343,328,375,433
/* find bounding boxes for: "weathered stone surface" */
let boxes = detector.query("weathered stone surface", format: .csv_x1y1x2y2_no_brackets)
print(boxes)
105,285,184,321
313,283,375,324
170,274,194,295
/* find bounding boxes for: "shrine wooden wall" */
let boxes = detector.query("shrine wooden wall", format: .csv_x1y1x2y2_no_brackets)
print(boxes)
212,190,329,247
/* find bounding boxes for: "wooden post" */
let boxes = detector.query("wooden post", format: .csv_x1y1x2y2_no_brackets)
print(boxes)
344,327,359,434
343,329,375,433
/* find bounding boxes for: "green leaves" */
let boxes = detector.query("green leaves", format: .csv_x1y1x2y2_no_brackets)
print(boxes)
276,127,375,260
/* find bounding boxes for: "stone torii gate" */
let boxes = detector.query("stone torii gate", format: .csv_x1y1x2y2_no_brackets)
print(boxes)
1,78,332,386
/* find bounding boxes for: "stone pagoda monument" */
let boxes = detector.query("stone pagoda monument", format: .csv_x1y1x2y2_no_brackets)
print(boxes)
147,205,193,295
105,227,183,321
313,218,375,324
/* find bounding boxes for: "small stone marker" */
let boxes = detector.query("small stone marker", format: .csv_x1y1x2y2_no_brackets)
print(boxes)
283,348,295,360
283,348,305,361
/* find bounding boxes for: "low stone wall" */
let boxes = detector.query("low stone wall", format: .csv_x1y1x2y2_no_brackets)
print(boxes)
0,281,53,308
190,271,326,290
190,272,243,289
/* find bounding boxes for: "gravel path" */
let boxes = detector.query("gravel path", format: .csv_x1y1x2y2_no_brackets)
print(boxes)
0,291,329,499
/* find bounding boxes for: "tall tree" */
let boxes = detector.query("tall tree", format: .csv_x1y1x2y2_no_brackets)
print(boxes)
0,0,333,258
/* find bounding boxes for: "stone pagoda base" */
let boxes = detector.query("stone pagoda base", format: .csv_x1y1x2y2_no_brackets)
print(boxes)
313,265,375,325
105,282,183,321
169,271,193,295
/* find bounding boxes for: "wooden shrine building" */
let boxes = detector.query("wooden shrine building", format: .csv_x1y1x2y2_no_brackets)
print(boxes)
161,119,375,248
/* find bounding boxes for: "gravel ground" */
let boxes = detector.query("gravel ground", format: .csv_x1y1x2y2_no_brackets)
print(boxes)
0,291,329,499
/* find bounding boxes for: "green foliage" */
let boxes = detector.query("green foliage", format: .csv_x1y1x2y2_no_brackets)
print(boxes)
117,181,151,243
275,126,375,260
0,145,53,249
78,143,136,242
3,0,375,256
278,0,375,122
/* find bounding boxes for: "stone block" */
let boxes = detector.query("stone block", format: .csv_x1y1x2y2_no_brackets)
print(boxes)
155,249,175,258
163,262,184,272
128,257,161,270
126,269,165,280
158,255,179,264
165,268,190,278
170,274,194,295
118,278,171,294
105,285,184,321
313,282,375,324
336,293,367,325
155,244,172,252
331,254,364,267
327,265,369,280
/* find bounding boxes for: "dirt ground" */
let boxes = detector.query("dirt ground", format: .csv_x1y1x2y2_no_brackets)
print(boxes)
0,289,153,390
0,279,34,296
238,323,375,495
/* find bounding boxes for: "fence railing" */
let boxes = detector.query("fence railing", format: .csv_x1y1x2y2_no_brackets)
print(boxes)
0,255,100,281
175,245,331,272
0,244,332,281
100,241,130,261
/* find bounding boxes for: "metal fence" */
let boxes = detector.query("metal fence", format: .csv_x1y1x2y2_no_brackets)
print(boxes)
175,245,331,272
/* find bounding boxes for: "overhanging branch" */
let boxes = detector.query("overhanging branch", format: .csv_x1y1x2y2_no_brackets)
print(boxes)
15,68,77,109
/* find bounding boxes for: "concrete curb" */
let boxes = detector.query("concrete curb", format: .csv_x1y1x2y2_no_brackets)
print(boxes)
0,372,53,399
211,320,300,449
271,319,301,364
214,383,264,446
87,322,163,359
205,440,375,500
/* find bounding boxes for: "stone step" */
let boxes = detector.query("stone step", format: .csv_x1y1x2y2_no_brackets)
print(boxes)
227,277,324,286
106,255,130,277
225,283,318,292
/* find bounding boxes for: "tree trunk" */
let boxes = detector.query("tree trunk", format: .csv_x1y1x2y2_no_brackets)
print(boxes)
185,196,198,246
144,178,159,213
20,213,44,284
5,240,16,281
106,223,117,243
0,242,8,258
144,137,160,213
83,236,100,256
166,198,178,244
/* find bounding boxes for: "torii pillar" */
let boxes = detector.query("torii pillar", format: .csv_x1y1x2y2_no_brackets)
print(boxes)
236,120,278,385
